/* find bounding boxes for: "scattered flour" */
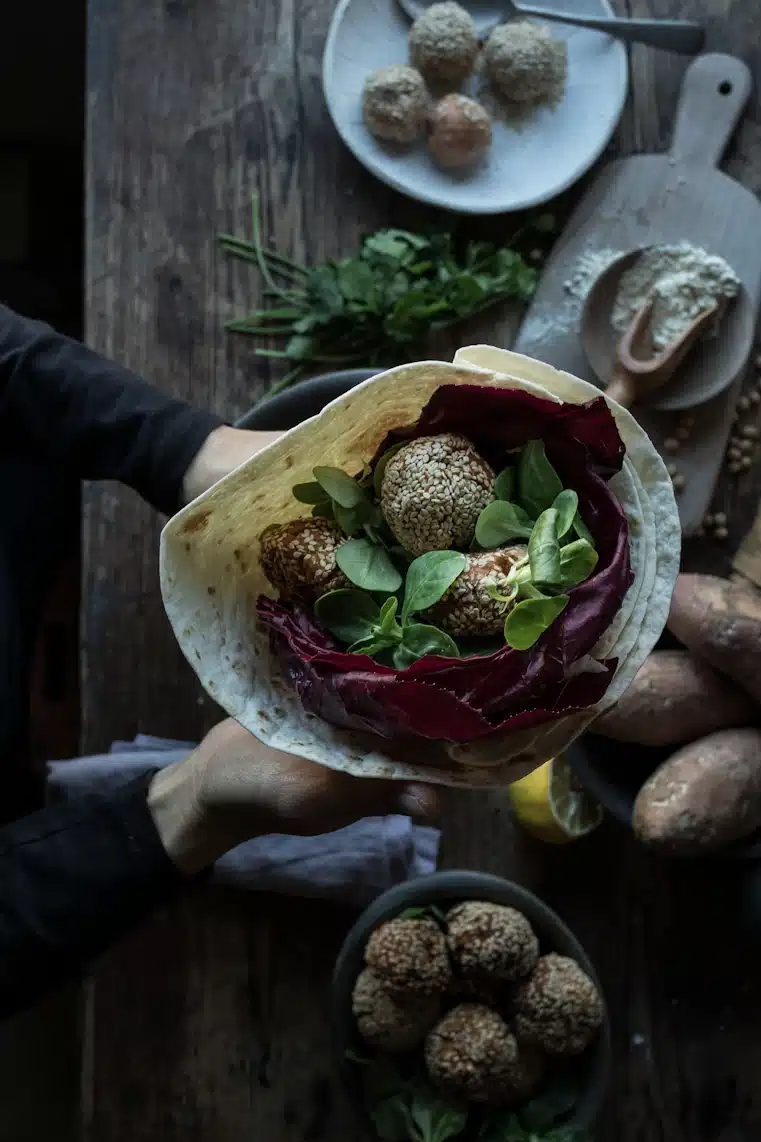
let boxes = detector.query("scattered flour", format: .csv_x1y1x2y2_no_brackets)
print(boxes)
611,243,739,350
518,246,622,349
519,242,740,356
564,248,623,302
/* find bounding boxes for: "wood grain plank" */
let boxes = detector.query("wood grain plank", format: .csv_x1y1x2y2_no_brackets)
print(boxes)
84,0,761,1137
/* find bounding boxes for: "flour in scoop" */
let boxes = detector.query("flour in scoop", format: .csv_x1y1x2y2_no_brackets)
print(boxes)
611,243,739,351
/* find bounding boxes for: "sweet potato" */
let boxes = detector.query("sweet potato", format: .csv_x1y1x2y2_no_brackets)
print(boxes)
668,573,761,704
633,728,761,854
593,650,755,747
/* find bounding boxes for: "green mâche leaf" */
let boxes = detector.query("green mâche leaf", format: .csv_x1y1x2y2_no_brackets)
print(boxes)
292,480,330,505
475,501,534,549
313,466,366,509
528,508,562,589
504,594,569,651
494,467,516,502
314,589,380,645
572,511,594,545
518,441,563,520
558,539,598,589
393,624,460,669
401,552,467,623
551,489,579,538
336,538,402,593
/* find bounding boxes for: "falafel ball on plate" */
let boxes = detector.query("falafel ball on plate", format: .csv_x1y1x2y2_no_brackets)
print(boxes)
483,21,567,105
362,65,429,145
428,94,492,170
409,1,478,86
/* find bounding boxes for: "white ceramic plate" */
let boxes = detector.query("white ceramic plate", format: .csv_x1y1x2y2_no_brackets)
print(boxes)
322,0,628,214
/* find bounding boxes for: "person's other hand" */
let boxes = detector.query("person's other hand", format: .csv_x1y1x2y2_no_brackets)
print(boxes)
182,426,282,504
147,718,440,874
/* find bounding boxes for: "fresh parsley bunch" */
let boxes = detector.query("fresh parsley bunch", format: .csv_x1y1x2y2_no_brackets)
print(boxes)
219,195,546,403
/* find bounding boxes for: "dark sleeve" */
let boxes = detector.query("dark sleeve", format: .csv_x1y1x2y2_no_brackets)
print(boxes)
0,303,225,515
0,774,185,1018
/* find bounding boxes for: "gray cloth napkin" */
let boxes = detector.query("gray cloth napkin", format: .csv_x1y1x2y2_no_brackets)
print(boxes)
47,735,440,907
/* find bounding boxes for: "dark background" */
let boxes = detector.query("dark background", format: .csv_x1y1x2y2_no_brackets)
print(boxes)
0,1,84,786
0,4,84,1140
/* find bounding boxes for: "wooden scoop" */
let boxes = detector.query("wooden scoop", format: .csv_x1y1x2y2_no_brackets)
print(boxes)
580,248,727,410
602,292,720,408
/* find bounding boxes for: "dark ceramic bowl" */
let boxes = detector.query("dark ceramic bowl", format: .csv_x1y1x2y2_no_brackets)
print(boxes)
332,870,611,1132
235,367,377,430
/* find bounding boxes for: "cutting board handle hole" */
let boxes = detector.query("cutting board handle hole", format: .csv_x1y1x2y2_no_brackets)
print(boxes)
719,81,733,95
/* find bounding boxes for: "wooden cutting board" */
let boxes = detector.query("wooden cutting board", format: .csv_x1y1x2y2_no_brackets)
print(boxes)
514,53,761,537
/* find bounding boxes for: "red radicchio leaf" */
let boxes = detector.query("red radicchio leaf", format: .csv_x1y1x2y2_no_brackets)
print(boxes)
256,384,633,744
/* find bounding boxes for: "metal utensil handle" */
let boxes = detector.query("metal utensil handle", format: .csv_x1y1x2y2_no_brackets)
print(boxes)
514,7,705,54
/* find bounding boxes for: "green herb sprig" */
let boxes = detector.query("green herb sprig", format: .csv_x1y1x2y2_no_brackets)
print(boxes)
220,195,545,404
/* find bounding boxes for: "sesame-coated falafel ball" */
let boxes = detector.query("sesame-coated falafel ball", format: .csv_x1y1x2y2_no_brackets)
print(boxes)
365,917,452,998
362,65,429,145
380,433,495,557
428,94,492,170
409,2,479,86
352,968,441,1052
513,953,604,1055
483,21,567,106
426,548,526,637
446,901,539,982
425,1003,518,1104
259,517,348,604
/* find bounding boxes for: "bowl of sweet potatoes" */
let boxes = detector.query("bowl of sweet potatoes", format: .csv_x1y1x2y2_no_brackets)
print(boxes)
569,573,761,859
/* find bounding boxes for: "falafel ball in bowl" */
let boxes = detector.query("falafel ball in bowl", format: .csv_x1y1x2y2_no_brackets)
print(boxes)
333,870,611,1134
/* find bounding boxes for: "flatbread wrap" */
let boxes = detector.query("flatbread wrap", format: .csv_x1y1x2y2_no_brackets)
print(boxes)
159,346,680,788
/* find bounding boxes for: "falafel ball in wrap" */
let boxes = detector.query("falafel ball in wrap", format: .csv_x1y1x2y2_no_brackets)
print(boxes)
160,347,680,788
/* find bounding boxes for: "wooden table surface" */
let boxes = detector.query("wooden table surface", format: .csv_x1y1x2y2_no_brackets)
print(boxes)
84,1,761,1138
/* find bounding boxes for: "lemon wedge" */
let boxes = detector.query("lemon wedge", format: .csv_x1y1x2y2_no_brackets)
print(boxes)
508,754,603,844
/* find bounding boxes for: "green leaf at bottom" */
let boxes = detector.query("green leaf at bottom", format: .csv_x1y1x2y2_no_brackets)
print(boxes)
504,594,569,650
393,624,460,668
314,589,379,645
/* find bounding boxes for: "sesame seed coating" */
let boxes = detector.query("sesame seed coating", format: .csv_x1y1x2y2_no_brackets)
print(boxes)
483,21,567,105
513,953,604,1055
425,1003,518,1104
380,433,495,557
362,65,429,145
409,2,478,86
352,968,441,1052
428,94,492,170
365,917,452,998
427,548,526,636
259,517,348,604
446,901,539,982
